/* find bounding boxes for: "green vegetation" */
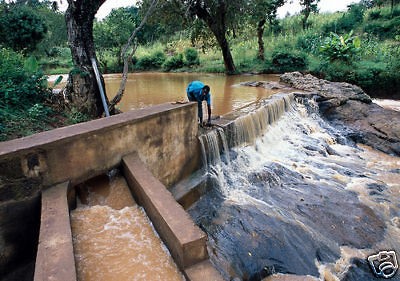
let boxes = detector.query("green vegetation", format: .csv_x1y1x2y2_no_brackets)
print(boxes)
0,48,62,141
117,1,399,98
0,0,399,141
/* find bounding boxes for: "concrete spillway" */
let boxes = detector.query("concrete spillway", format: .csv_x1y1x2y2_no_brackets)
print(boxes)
0,93,328,281
0,102,223,281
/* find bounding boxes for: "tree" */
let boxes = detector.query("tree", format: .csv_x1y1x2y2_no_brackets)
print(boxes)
300,0,320,30
186,0,237,74
64,0,106,117
35,4,68,56
108,0,159,113
94,6,138,68
247,0,285,60
140,0,186,44
0,4,48,52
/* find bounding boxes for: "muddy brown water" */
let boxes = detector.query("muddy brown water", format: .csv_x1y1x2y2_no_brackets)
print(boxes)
70,175,184,281
64,73,400,280
103,72,282,115
66,73,282,281
189,98,400,281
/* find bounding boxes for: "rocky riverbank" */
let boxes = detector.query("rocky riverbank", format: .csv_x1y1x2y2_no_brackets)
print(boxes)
244,72,400,156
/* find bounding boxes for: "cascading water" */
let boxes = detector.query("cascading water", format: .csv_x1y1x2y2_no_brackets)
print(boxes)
70,174,184,281
228,94,294,148
191,94,400,281
198,127,231,167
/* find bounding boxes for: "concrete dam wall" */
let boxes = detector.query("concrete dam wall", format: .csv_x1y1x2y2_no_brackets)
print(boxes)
0,102,203,280
0,93,296,280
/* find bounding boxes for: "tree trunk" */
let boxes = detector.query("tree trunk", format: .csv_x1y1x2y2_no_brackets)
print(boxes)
65,0,107,117
191,0,236,74
391,0,394,17
302,11,310,30
214,28,236,74
257,19,266,61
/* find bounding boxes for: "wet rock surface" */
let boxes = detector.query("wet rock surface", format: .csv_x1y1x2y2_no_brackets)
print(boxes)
279,72,400,156
189,161,386,280
190,88,400,281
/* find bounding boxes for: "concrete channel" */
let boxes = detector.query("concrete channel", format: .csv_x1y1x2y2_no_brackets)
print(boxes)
0,102,223,281
0,93,315,281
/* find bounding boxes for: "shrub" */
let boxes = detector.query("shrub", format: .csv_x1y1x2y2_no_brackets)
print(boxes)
270,51,307,72
319,31,361,62
322,4,365,34
184,47,200,66
296,32,323,54
163,53,184,71
0,49,49,107
0,48,54,140
0,5,48,52
135,51,166,70
318,60,356,82
354,60,400,98
363,16,400,39
66,107,91,125
368,10,381,20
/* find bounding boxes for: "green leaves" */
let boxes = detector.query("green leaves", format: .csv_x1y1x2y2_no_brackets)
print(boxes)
24,56,39,73
319,31,361,62
0,48,48,108
0,5,47,53
0,48,53,141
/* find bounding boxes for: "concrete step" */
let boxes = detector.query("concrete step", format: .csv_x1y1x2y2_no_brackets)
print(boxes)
34,182,76,281
122,152,209,270
169,169,208,210
184,260,225,281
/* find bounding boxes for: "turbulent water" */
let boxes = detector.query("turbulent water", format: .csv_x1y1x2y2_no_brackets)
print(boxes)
189,97,400,281
70,175,184,281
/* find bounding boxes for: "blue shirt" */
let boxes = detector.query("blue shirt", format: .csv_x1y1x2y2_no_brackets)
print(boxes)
186,81,211,105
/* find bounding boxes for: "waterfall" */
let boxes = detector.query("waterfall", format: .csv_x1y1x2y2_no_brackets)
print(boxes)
229,93,294,147
198,127,230,167
189,93,400,281
198,93,295,168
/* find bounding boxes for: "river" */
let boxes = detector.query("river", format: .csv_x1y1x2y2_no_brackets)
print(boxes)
65,73,399,280
70,174,184,281
104,72,283,115
189,96,400,281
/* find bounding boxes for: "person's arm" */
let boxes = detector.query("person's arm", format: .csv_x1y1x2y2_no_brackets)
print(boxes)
207,103,211,125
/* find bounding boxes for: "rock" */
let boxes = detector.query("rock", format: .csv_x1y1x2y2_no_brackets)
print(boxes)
240,81,292,90
280,72,372,104
278,72,400,156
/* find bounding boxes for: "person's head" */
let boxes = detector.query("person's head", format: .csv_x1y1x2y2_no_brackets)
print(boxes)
202,85,210,96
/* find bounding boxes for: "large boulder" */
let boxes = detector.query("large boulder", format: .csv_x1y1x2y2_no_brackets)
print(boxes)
280,72,400,156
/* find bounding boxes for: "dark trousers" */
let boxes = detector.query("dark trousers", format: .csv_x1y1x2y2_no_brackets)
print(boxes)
187,92,203,122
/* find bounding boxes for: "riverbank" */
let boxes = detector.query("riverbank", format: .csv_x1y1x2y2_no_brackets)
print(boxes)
280,72,400,156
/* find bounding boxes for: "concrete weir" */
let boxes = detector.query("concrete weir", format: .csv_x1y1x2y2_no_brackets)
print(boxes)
0,102,223,281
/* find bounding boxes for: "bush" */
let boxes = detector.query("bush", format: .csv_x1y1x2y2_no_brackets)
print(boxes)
296,32,323,54
135,51,166,70
363,16,400,39
0,49,49,107
368,10,381,20
354,60,400,98
270,51,307,72
163,53,184,71
322,4,365,34
0,48,54,140
184,47,200,66
318,60,356,82
319,31,361,62
66,107,91,125
0,5,47,52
